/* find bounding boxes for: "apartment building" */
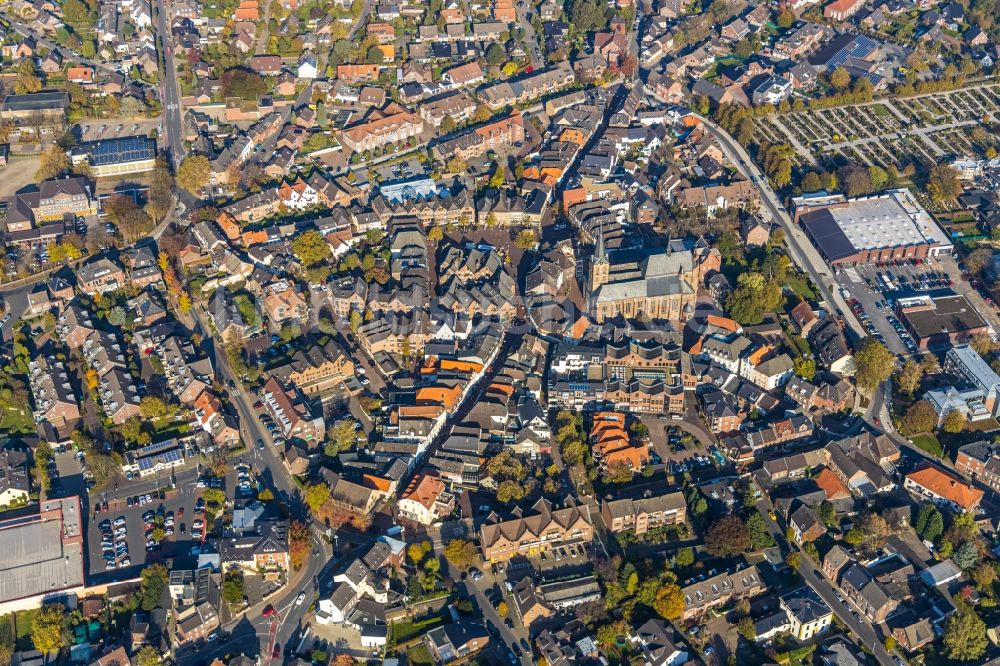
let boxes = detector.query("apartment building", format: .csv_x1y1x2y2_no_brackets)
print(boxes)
28,354,81,438
261,376,326,443
270,340,355,396
601,491,686,535
479,498,593,562
341,102,425,153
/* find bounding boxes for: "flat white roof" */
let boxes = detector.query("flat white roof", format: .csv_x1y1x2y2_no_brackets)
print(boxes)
826,189,952,251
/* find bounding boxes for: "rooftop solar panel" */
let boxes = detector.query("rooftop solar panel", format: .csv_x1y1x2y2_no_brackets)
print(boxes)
85,136,156,166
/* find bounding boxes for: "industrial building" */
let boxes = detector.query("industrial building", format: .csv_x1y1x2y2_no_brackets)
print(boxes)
793,190,952,266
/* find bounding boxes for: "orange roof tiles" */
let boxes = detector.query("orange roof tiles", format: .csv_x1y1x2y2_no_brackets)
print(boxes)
401,473,446,510
906,464,984,511
706,314,742,334
415,385,462,411
815,467,851,500
439,359,483,373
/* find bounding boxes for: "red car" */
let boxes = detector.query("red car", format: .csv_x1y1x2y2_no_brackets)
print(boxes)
272,644,281,659
263,606,276,618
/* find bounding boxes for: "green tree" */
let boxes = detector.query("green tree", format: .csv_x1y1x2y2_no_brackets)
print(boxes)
568,0,610,32
801,171,822,192
36,145,69,181
852,338,895,391
292,230,332,267
843,527,863,547
747,512,775,550
31,604,68,654
485,43,506,65
818,500,836,527
953,541,980,570
895,360,925,397
514,230,537,250
305,484,330,513
924,511,944,542
366,45,385,64
443,539,478,569
135,646,162,666
221,67,267,99
222,570,245,610
942,409,966,434
737,616,756,641
830,66,851,91
903,400,937,434
777,6,795,27
139,396,170,419
497,479,526,503
653,582,684,620
176,155,209,194
944,606,987,661
139,564,168,611
927,164,962,204
675,547,694,567
793,357,816,380
785,552,801,570
327,419,358,454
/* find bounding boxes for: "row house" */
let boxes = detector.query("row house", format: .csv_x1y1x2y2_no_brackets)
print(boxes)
681,565,763,620
479,498,593,562
28,354,81,438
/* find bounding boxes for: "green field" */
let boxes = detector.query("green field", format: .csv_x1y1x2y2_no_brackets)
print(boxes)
14,609,38,651
910,434,943,458
0,408,34,436
783,273,817,300
407,643,434,666
391,616,445,644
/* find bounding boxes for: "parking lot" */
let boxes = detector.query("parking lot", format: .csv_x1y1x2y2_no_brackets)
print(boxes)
641,415,726,472
75,119,161,143
373,158,427,183
835,257,958,357
86,479,207,579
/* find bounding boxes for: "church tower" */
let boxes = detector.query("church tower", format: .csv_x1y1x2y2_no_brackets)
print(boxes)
589,227,610,292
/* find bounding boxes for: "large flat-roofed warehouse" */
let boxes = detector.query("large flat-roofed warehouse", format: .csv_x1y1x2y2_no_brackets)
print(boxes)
0,496,85,613
897,293,988,349
793,189,953,266
70,136,156,178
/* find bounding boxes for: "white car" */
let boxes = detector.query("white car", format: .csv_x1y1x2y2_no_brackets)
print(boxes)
295,591,306,606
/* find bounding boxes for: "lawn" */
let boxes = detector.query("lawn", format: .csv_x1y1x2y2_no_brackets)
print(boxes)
0,614,12,649
910,433,943,458
391,616,445,645
783,273,817,301
407,643,435,666
14,609,38,651
0,408,34,437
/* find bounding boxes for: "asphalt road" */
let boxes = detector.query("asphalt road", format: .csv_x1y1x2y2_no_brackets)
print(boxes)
154,0,185,168
692,115,866,341
754,495,895,666
180,304,333,665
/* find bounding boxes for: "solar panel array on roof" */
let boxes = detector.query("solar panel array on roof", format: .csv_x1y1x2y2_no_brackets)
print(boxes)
800,209,857,261
826,35,878,69
86,136,155,166
137,447,182,471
